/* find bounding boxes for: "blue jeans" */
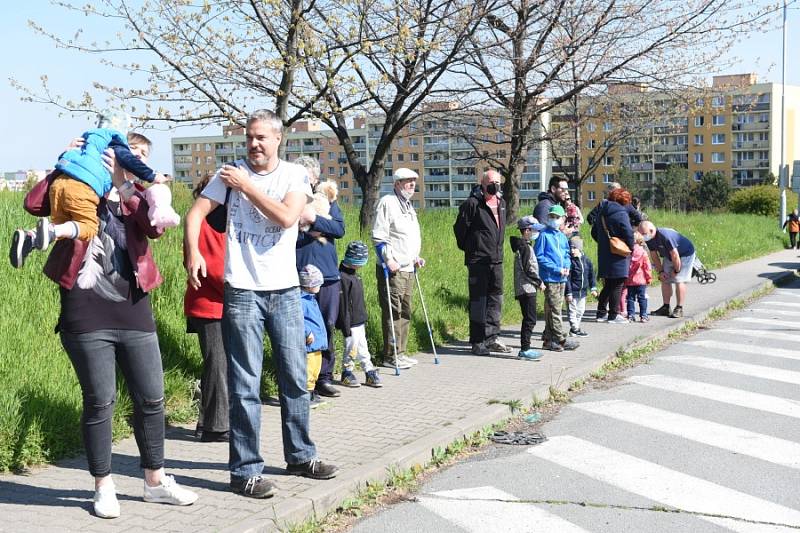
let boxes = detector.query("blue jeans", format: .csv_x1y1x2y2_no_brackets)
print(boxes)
223,285,316,480
626,285,649,319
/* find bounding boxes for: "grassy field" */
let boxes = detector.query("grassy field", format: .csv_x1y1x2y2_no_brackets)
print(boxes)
0,187,788,472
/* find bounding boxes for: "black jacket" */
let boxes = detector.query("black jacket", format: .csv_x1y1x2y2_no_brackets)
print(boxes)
533,191,558,223
336,265,368,337
453,185,506,265
568,253,596,299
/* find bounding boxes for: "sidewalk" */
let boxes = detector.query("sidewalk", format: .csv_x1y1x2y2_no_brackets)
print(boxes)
1,248,798,532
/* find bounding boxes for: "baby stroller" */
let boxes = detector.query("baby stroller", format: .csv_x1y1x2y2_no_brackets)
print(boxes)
692,257,717,284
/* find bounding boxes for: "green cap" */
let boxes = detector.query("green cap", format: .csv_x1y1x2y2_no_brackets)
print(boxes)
548,204,566,217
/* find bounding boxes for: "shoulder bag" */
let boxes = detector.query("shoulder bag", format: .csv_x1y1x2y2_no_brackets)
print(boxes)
602,214,631,257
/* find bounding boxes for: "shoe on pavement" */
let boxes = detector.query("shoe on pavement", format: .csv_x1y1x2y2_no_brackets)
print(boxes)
93,482,120,519
575,329,589,337
380,359,412,370
340,371,361,388
562,339,579,351
570,327,588,337
9,229,34,268
651,304,671,316
365,369,383,388
608,315,629,324
315,381,341,397
200,430,229,443
230,475,276,499
309,390,327,409
471,343,490,356
286,458,339,480
669,306,684,318
485,339,511,353
35,217,51,250
542,341,564,352
518,349,543,361
595,314,608,323
640,316,650,323
399,354,418,366
143,475,198,506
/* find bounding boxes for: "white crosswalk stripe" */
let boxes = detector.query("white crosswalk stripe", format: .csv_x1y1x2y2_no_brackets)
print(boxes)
627,375,800,419
418,486,590,533
733,316,800,330
749,307,800,318
572,400,800,469
714,327,800,343
773,290,800,298
759,300,800,308
662,355,800,385
685,339,800,361
527,436,800,527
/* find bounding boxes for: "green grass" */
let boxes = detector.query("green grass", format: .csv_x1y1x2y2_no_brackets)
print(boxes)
0,188,788,472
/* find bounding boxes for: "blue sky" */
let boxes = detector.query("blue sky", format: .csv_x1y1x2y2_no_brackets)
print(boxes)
1,1,797,174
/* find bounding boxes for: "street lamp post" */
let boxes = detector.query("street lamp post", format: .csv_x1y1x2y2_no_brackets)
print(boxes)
779,0,788,230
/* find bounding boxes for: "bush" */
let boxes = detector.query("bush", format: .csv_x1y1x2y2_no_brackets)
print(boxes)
728,185,781,217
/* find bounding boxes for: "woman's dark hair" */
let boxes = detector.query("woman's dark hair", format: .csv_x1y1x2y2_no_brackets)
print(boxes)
192,174,214,199
631,196,641,209
608,188,632,206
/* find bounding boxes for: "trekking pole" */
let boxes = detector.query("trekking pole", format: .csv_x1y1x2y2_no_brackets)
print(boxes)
414,267,439,364
376,244,400,376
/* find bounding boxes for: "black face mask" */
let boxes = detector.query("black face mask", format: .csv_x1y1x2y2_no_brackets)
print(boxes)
485,183,499,196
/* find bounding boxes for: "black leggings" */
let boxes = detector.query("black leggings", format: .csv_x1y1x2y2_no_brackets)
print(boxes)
597,277,626,320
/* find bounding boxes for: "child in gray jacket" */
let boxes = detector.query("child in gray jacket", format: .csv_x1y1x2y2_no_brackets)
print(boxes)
510,216,545,360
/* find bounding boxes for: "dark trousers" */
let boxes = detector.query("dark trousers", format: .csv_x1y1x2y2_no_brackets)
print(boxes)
315,280,340,384
597,277,626,320
518,293,537,350
468,262,503,345
625,285,649,319
791,232,798,249
61,329,165,477
188,317,229,433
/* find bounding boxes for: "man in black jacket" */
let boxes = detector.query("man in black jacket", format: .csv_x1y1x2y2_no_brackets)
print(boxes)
453,170,509,356
533,177,569,223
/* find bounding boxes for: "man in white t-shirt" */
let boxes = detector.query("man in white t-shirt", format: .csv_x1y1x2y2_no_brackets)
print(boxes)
185,109,338,499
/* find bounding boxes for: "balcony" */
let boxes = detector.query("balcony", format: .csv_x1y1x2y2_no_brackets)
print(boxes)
732,141,769,150
352,142,366,150
629,162,654,171
424,190,451,199
172,148,191,156
733,122,769,131
424,159,451,168
423,174,451,182
654,144,688,152
450,142,475,151
300,143,324,152
733,159,770,169
174,162,192,170
733,102,770,112
215,147,235,156
235,147,248,157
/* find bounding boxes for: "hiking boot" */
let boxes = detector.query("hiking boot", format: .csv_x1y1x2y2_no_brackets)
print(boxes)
9,229,34,268
143,475,198,506
381,359,412,370
562,339,579,351
399,355,418,366
93,482,120,519
651,304,671,316
365,370,383,388
309,390,327,409
518,348,543,361
286,458,339,480
485,339,511,353
340,371,361,388
669,306,684,318
471,343,490,356
35,217,52,250
315,381,341,397
230,475,276,499
543,341,564,352
608,315,629,324
200,430,229,443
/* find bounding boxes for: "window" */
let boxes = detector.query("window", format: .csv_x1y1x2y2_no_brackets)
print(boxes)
694,134,704,145
587,139,596,149
205,156,213,165
328,152,335,160
694,116,704,127
587,174,596,184
712,152,725,163
588,191,596,201
495,133,505,142
587,122,596,133
410,138,419,146
712,133,726,145
328,166,335,175
339,181,349,189
758,93,770,104
603,156,614,166
712,115,726,126
694,171,704,181
694,152,703,164
603,122,613,132
696,98,705,107
410,153,419,162
602,173,614,183
711,96,725,108
397,154,404,162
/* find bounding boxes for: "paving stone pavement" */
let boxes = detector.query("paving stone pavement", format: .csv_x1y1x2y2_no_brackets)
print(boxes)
1,248,798,532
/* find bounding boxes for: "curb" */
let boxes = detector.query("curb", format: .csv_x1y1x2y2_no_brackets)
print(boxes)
233,267,799,532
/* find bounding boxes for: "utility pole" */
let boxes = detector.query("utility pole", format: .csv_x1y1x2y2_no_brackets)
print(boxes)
779,0,787,230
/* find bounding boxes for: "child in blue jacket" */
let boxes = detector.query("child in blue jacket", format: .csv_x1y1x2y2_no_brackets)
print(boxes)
299,264,329,408
534,205,579,352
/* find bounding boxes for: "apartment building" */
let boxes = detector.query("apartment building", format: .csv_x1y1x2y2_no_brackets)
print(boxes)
171,110,551,209
550,74,800,207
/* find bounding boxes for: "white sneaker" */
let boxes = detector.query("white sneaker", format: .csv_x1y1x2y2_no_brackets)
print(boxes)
143,475,198,506
399,355,418,366
93,483,120,519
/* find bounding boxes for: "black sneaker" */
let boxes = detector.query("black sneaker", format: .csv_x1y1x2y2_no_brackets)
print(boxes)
10,229,34,268
340,371,361,388
365,370,383,388
200,430,229,443
574,329,589,337
471,343,490,356
286,458,339,480
230,475,276,498
669,306,684,318
652,304,671,316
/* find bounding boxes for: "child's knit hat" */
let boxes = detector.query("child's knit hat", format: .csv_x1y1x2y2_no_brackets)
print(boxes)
298,264,324,289
97,109,131,135
569,235,584,250
343,240,369,267
517,215,544,231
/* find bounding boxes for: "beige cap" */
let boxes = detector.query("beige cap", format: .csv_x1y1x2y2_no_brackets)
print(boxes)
393,167,419,181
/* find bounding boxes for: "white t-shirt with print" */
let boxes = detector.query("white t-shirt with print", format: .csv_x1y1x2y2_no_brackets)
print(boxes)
202,159,312,291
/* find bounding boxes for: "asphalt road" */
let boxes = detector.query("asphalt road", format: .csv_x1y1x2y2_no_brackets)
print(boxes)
351,279,800,533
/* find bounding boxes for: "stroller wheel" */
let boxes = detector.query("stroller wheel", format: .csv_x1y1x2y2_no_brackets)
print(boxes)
706,273,717,283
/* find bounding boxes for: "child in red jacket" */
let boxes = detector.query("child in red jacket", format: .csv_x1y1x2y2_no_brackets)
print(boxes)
625,232,653,322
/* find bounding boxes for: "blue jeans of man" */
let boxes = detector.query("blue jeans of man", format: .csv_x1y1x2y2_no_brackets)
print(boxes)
223,285,316,481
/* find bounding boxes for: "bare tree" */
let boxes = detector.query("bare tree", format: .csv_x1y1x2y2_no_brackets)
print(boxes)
455,0,773,224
